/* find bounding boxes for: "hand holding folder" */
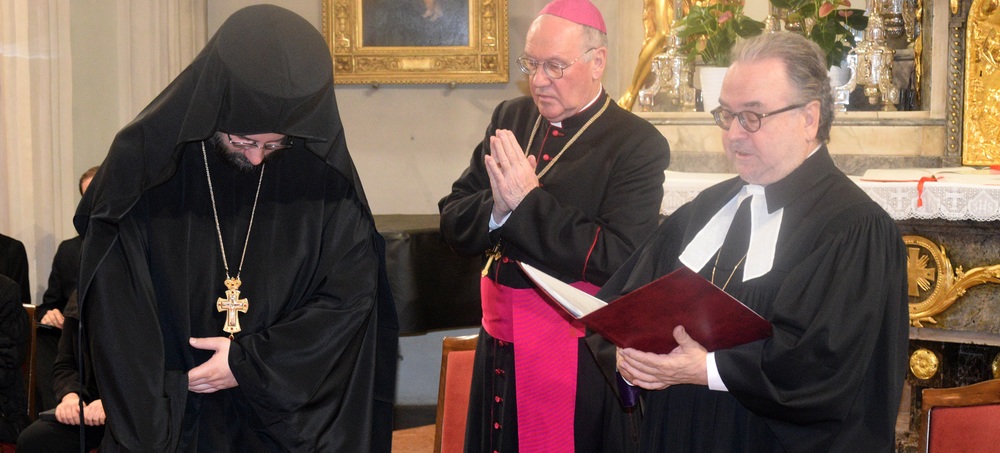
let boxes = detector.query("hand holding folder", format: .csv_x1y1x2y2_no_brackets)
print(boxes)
519,262,772,354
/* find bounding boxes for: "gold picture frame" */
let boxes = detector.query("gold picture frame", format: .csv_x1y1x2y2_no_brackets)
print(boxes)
322,0,509,85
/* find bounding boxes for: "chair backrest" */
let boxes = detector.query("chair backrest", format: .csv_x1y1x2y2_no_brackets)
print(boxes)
434,334,478,453
21,304,37,422
920,378,1000,453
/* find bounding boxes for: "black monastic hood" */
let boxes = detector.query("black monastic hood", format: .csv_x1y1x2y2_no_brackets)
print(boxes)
76,3,367,232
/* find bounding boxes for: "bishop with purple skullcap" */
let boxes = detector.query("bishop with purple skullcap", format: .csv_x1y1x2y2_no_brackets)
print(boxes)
537,0,607,34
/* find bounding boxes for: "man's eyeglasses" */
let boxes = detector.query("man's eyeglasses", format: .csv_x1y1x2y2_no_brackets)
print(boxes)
710,103,807,133
227,133,294,151
517,48,596,79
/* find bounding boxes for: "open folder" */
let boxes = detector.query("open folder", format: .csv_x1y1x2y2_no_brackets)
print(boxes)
519,262,773,354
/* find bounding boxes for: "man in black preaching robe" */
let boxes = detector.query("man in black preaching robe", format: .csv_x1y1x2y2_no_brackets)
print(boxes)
439,0,669,451
74,5,398,452
598,32,909,452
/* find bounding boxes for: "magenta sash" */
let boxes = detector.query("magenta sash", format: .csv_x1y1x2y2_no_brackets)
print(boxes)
481,275,600,452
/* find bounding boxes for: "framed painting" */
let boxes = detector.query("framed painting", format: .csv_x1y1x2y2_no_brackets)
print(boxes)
322,0,509,85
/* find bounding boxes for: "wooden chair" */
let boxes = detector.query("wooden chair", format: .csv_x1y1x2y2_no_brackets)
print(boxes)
920,378,1000,453
22,304,37,422
433,334,478,453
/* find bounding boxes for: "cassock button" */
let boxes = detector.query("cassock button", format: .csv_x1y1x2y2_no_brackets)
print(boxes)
551,129,562,137
542,154,551,161
501,257,509,263
497,340,506,347
495,396,502,403
494,422,501,430
495,368,504,375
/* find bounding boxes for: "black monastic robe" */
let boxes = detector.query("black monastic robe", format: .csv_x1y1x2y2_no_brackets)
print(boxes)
594,148,908,452
439,92,670,452
75,5,397,452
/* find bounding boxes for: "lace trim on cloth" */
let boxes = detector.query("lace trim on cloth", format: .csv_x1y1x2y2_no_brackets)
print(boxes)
661,173,1000,222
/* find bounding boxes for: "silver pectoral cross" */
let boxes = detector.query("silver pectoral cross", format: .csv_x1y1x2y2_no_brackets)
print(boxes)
217,277,248,339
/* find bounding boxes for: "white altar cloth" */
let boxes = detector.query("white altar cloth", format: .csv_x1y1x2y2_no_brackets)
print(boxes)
662,171,1000,222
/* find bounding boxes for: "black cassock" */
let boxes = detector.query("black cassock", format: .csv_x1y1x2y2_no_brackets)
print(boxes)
440,92,669,452
593,148,909,453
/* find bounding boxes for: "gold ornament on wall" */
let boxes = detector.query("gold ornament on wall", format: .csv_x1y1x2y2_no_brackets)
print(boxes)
962,0,1000,164
909,348,940,380
904,235,1000,327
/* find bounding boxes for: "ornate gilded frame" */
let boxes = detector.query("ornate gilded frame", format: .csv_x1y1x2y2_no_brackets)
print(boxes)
322,0,508,85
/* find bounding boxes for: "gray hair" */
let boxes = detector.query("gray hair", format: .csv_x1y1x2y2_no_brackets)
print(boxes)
580,25,608,60
730,32,834,143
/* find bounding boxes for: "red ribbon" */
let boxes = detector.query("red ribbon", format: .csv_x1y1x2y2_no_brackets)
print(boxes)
916,176,936,207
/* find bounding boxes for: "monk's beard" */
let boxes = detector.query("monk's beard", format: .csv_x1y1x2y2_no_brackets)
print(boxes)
212,134,276,173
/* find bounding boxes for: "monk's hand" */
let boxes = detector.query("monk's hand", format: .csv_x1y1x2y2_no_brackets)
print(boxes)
55,392,82,425
83,399,106,426
617,326,708,390
188,337,238,393
41,308,65,329
484,129,538,220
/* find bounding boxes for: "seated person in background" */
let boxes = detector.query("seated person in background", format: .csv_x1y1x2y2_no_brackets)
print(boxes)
0,233,30,304
18,291,104,452
35,166,99,412
0,275,29,443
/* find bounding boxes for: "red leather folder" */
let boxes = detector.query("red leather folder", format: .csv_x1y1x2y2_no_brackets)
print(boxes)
520,262,773,354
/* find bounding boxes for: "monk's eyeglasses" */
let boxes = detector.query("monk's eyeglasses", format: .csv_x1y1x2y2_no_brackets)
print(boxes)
227,133,294,151
517,48,596,79
710,103,807,133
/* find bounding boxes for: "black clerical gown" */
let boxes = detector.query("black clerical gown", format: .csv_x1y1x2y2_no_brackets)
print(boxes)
595,148,908,453
439,92,669,452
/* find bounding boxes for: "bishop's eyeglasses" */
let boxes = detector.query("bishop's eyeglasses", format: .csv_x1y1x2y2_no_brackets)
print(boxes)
227,133,294,151
517,48,596,79
710,103,807,133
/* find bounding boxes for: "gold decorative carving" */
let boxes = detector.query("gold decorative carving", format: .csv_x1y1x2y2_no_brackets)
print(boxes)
993,353,1000,379
322,0,509,85
909,348,940,380
619,0,681,111
905,235,1000,327
963,0,1000,164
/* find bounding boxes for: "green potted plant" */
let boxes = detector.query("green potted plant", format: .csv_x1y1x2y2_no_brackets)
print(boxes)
674,0,765,111
675,0,766,68
770,0,869,68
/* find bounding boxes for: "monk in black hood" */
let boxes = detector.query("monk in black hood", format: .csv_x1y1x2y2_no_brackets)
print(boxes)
75,5,398,451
